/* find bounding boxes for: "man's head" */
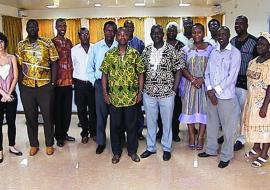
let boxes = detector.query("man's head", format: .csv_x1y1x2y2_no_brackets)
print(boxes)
208,19,221,36
234,15,248,36
26,19,39,38
103,21,117,42
150,24,164,45
123,20,134,39
116,27,129,46
55,18,67,37
182,17,193,32
217,26,230,48
166,22,179,41
78,27,90,45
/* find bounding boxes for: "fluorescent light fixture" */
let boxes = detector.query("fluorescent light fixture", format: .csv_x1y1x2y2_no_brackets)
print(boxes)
134,2,145,6
179,0,191,6
94,3,102,7
46,4,59,8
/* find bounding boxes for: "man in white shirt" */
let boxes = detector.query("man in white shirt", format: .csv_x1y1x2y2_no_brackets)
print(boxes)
71,27,96,144
176,17,193,46
204,19,221,47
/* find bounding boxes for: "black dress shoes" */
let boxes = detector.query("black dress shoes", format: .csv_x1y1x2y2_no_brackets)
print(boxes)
173,135,181,142
9,149,23,156
81,137,89,144
234,141,244,151
112,154,121,164
198,152,216,158
129,153,140,162
57,140,64,147
218,136,224,144
138,134,145,140
218,160,230,168
163,151,171,161
140,150,156,158
96,145,106,154
0,152,3,163
65,135,75,142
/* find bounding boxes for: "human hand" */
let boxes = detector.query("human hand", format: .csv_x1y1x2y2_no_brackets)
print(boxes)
259,105,268,118
103,93,110,105
193,77,204,89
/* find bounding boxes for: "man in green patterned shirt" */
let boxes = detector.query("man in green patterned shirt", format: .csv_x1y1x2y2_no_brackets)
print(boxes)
100,27,144,164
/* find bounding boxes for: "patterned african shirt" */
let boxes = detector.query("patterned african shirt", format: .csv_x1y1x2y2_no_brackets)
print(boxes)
142,42,185,98
100,46,145,107
52,37,73,86
16,37,59,87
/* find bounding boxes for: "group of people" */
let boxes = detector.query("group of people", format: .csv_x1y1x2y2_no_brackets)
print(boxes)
0,15,270,169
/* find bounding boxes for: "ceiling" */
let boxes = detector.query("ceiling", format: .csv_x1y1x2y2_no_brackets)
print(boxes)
0,0,231,10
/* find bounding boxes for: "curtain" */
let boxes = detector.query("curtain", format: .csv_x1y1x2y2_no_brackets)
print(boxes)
155,17,180,32
89,18,116,44
117,17,145,42
37,19,54,39
66,19,81,45
192,16,207,30
2,15,22,55
211,14,225,26
144,18,156,46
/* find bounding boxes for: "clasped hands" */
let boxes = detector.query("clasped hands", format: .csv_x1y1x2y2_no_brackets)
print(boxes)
191,77,204,89
1,93,14,102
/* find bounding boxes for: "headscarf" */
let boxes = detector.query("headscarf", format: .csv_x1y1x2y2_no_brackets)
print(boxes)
259,32,270,44
166,22,180,33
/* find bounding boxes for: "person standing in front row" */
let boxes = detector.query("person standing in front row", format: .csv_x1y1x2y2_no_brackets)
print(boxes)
52,18,75,147
140,25,184,161
198,26,241,168
16,19,59,156
72,27,97,144
88,21,118,154
100,27,145,164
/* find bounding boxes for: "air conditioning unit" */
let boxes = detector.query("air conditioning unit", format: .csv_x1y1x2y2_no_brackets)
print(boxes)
212,4,222,14
18,9,28,17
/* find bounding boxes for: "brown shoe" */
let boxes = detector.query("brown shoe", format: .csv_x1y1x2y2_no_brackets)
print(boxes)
81,137,89,144
29,147,39,156
46,146,54,155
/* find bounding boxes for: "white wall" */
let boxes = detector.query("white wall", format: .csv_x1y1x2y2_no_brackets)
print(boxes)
221,0,270,37
0,4,18,32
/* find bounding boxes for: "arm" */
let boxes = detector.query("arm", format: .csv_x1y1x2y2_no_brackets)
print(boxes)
259,86,270,118
8,55,18,95
87,47,96,86
51,60,57,84
101,73,110,104
173,70,181,93
182,68,196,85
136,73,144,103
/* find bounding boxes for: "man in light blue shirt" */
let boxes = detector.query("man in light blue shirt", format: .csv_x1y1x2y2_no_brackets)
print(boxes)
88,21,118,154
198,26,241,168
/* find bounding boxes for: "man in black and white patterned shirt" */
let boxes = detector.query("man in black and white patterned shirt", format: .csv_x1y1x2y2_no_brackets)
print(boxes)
140,24,185,161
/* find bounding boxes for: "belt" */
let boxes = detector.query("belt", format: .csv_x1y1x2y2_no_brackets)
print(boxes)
74,78,90,84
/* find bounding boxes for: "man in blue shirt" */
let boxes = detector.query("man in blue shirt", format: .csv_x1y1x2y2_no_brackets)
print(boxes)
198,27,241,168
88,21,118,154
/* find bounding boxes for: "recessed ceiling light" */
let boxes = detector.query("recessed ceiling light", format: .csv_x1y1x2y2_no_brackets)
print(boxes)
134,2,145,6
46,4,59,8
94,3,102,7
179,0,191,6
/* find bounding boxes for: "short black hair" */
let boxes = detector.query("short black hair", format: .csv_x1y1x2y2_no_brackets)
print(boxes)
0,32,8,49
26,19,38,27
193,23,205,33
78,27,89,36
151,24,163,33
103,21,117,32
117,27,128,34
217,26,230,35
236,15,248,23
124,20,134,27
56,18,66,26
208,19,220,27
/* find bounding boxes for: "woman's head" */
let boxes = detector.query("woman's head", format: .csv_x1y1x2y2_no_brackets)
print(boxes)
192,23,205,43
0,32,8,50
257,32,270,56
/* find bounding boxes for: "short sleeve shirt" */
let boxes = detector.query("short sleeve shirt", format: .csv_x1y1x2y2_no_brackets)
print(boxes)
100,47,145,107
16,37,59,87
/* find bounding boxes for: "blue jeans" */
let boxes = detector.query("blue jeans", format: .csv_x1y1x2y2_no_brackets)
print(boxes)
143,93,175,152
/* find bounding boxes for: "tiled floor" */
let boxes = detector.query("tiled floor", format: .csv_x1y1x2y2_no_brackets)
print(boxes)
0,114,269,190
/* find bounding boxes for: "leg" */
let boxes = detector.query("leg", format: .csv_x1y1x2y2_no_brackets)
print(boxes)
62,86,73,138
54,86,64,141
136,102,144,138
87,83,97,138
259,143,270,159
125,104,138,155
197,123,206,150
187,124,196,149
6,92,18,147
159,95,175,152
143,93,159,152
0,102,5,151
172,95,181,141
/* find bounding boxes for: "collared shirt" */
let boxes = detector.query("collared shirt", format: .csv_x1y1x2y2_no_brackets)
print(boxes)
176,32,193,46
142,42,185,98
100,46,145,107
71,43,92,81
204,35,218,48
52,37,73,86
127,36,145,55
88,39,118,86
16,37,59,88
205,43,241,99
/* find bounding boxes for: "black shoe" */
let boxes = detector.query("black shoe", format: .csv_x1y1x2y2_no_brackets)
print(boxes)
65,135,75,142
140,150,156,158
90,134,96,141
173,135,181,142
0,152,3,163
112,154,121,164
198,152,216,158
81,137,89,144
9,149,23,156
56,140,64,147
128,153,140,162
234,141,244,151
218,160,230,168
217,136,224,144
138,134,145,140
96,145,106,154
163,151,171,161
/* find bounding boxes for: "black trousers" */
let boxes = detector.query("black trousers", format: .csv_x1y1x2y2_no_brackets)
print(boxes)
0,91,17,151
20,84,55,147
109,104,138,155
158,94,182,137
54,86,72,141
74,80,96,138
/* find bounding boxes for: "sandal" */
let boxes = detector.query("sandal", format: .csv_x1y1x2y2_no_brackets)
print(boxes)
244,149,260,160
251,157,268,168
196,137,204,150
188,144,196,150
